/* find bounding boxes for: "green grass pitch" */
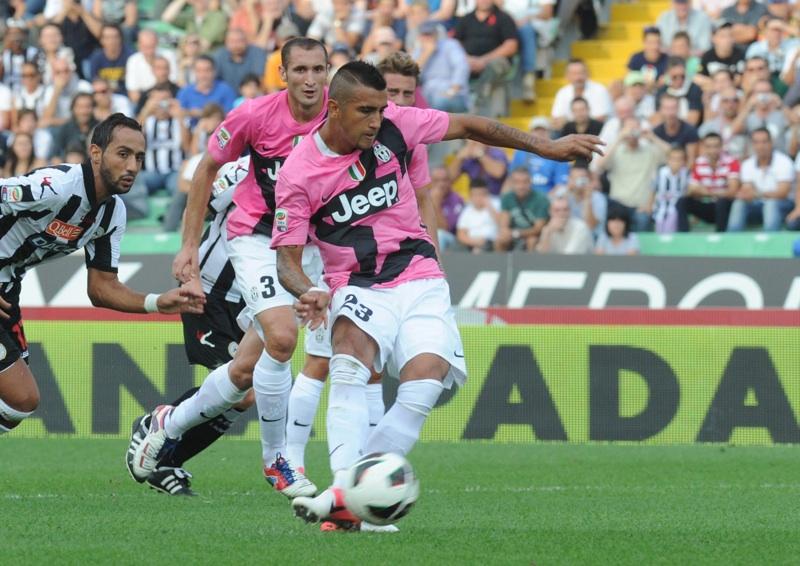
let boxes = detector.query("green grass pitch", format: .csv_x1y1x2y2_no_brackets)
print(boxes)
2,439,798,565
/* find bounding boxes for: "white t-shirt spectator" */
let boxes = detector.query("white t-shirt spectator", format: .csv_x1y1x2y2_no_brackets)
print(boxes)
0,84,11,130
125,50,179,94
551,80,612,122
457,204,499,242
503,0,556,20
741,151,795,197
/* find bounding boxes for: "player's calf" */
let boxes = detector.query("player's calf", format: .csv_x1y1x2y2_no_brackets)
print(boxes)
0,360,39,434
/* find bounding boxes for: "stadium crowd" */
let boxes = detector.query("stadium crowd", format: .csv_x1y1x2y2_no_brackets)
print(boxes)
1,0,799,255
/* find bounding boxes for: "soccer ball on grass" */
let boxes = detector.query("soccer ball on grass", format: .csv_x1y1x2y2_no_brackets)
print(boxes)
343,452,419,526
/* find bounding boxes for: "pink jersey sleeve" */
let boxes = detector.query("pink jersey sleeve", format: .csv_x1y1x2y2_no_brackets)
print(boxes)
386,103,450,149
408,144,431,190
270,168,311,247
207,100,253,164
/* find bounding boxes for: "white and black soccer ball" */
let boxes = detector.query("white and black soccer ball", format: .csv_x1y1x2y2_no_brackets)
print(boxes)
343,452,419,526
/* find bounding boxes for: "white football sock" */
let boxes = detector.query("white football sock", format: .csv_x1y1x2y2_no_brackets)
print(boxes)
364,379,443,456
286,372,325,468
165,362,247,439
327,354,370,477
253,350,292,466
365,382,385,430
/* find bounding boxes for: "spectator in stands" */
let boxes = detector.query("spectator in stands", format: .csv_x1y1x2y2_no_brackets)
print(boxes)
138,84,187,196
551,59,612,129
669,31,701,82
429,166,464,251
595,207,640,255
91,0,138,46
327,43,355,82
135,56,180,116
176,33,202,88
554,165,606,235
623,72,657,122
263,20,300,94
697,23,746,90
536,196,593,254
728,128,794,231
51,0,101,79
40,56,92,127
0,76,10,132
453,0,518,117
235,74,263,107
787,190,800,231
779,44,800,104
162,0,229,50
163,102,226,230
720,0,768,48
87,24,131,94
404,0,433,56
654,94,700,164
213,27,267,93
1,24,40,90
656,57,704,126
699,86,747,159
732,78,786,150
362,0,407,52
652,145,690,233
2,132,45,176
38,23,75,85
787,102,800,157
745,18,794,82
596,117,669,231
456,178,501,253
51,92,97,162
502,0,557,102
496,167,549,251
740,55,771,98
414,20,469,113
598,95,637,149
508,117,569,193
177,55,236,127
307,0,367,50
91,77,133,120
702,69,735,120
125,29,178,105
64,141,88,164
229,0,293,49
13,62,48,118
361,26,401,65
560,97,603,166
694,0,734,22
656,0,712,55
448,139,508,196
678,132,737,231
627,26,669,85
12,109,53,163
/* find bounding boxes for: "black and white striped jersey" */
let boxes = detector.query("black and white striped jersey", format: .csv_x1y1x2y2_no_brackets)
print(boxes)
0,163,126,284
198,157,249,303
143,116,183,175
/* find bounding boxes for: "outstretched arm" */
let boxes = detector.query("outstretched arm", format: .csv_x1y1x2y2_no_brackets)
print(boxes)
87,268,205,314
444,114,604,162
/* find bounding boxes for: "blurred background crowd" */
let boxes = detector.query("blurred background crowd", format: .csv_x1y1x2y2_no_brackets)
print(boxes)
1,0,800,256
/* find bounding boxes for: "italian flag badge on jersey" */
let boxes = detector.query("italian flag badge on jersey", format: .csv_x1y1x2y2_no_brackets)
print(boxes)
348,160,366,182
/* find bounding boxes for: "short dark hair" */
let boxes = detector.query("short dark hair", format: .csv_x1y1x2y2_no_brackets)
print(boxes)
714,22,733,33
470,178,489,190
606,206,631,238
281,37,327,68
571,96,588,107
194,54,216,68
91,113,143,151
671,31,691,44
376,51,420,84
329,61,386,103
643,26,661,38
101,23,123,38
239,73,261,88
71,92,94,111
751,127,772,141
702,132,722,143
667,56,686,69
669,144,687,157
510,166,530,177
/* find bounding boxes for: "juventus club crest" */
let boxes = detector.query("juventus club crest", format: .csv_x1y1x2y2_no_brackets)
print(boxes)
373,142,392,163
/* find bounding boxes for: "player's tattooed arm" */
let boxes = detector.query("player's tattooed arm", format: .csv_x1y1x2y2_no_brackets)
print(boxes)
276,245,313,298
443,114,605,162
277,245,330,330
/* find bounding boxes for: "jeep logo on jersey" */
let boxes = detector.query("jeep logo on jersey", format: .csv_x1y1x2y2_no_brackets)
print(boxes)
328,173,399,225
373,143,392,163
46,220,84,241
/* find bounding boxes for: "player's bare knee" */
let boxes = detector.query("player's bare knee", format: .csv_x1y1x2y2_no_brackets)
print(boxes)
332,317,377,361
229,358,254,389
265,329,297,362
400,354,449,382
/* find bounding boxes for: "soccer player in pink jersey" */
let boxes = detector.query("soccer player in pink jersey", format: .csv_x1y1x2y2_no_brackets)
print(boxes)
284,52,439,473
131,38,329,498
273,61,603,528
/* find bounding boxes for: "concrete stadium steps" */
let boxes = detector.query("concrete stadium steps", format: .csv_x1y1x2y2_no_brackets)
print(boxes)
610,2,669,22
570,40,641,60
